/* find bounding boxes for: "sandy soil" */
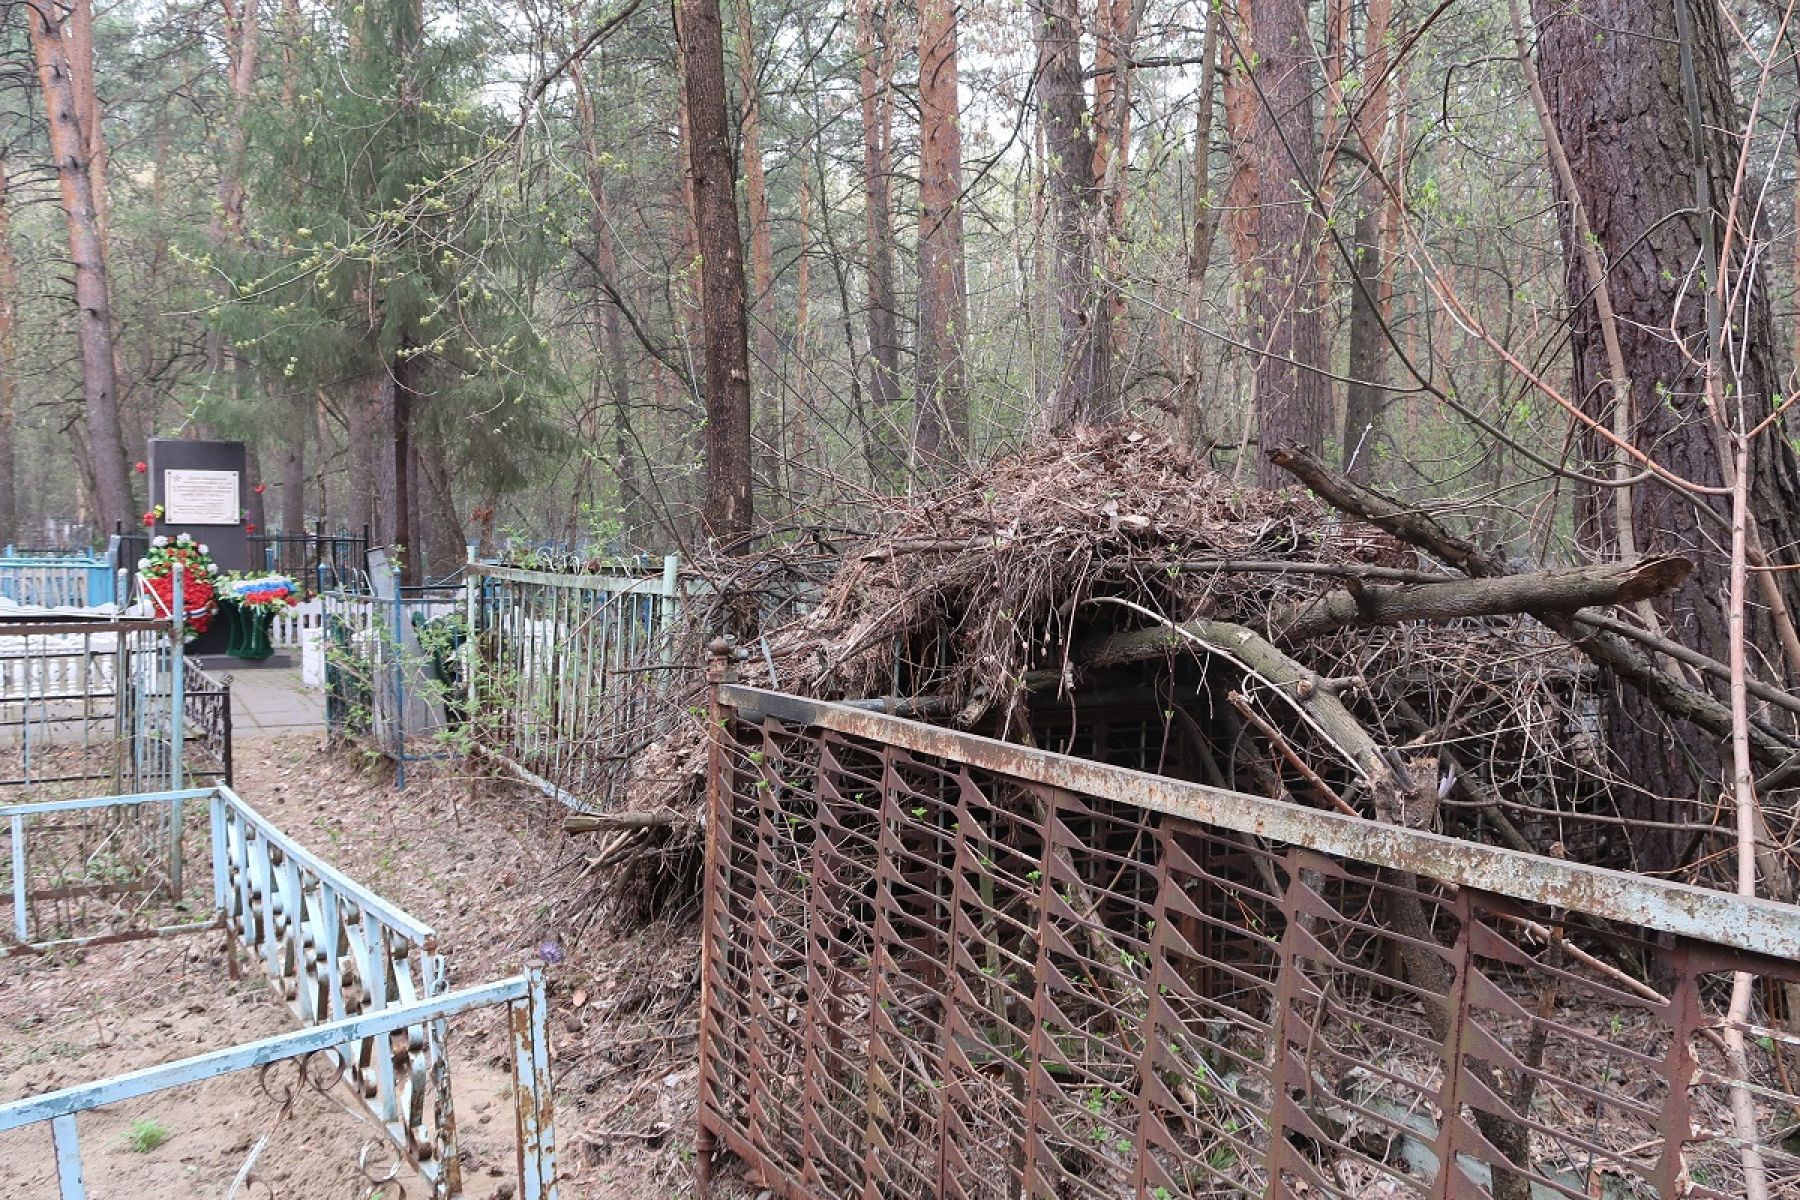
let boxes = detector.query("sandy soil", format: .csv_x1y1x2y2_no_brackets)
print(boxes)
2,737,734,1199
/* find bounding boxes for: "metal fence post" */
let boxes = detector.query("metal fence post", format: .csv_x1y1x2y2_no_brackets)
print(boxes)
209,789,229,919
660,554,680,666
694,636,742,1196
169,564,187,897
390,562,405,790
464,547,479,732
510,960,558,1199
171,564,185,790
51,1112,84,1200
10,814,26,944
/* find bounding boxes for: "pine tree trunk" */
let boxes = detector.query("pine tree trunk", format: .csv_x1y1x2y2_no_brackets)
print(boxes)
915,0,968,466
66,0,110,241
218,0,260,237
348,374,379,545
1533,0,1800,873
0,155,17,545
1038,0,1111,426
1230,0,1329,484
678,0,754,547
1178,18,1221,448
390,348,421,582
1091,0,1138,378
735,0,783,511
279,419,306,536
28,0,131,535
245,447,268,536
1341,0,1392,481
857,0,902,475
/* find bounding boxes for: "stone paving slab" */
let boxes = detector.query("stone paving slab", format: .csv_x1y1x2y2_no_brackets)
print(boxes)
217,665,324,738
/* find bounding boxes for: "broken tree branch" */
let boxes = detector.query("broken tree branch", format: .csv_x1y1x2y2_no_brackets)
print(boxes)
1269,443,1800,770
1079,556,1690,663
564,809,682,834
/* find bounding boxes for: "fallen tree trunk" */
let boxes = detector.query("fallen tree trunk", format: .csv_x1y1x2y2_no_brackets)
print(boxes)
1268,443,1800,770
1080,556,1691,665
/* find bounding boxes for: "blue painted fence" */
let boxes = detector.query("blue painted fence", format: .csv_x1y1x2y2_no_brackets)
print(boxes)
0,547,116,607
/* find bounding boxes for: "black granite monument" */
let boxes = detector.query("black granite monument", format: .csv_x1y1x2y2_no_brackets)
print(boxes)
147,438,249,656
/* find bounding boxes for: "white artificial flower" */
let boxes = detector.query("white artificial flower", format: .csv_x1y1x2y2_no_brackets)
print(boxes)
177,532,192,545
152,535,168,548
136,558,150,572
198,544,209,555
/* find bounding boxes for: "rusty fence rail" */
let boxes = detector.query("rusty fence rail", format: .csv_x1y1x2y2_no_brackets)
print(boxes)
697,681,1800,1200
0,968,557,1200
1,782,557,1197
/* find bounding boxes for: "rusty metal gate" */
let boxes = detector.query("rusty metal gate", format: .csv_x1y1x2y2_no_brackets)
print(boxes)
696,673,1800,1199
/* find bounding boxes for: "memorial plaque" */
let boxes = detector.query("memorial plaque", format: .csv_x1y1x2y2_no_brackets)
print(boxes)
149,438,252,655
162,469,241,525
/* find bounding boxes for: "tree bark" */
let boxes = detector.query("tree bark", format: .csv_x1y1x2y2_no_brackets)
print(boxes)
1082,557,1692,665
347,373,380,543
1228,0,1329,485
734,0,782,507
218,0,261,237
1341,201,1385,479
278,409,306,535
28,0,132,535
66,0,110,242
857,0,902,476
678,0,754,547
1532,0,1800,870
1340,0,1391,482
1177,17,1222,449
389,347,421,581
0,155,17,545
914,0,968,467
1038,0,1112,427
1091,0,1139,383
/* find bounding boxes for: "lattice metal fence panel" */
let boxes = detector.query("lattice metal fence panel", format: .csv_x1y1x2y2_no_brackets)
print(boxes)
322,588,462,785
468,560,685,809
0,619,222,799
698,683,1800,1200
215,786,460,1186
2,789,216,952
0,784,533,1196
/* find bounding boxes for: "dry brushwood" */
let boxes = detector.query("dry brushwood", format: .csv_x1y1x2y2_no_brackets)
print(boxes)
570,424,1720,920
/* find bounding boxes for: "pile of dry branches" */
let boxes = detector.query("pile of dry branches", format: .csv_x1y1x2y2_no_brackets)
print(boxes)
573,423,1770,919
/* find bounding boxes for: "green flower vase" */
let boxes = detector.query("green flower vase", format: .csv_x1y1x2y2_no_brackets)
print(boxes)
226,602,276,660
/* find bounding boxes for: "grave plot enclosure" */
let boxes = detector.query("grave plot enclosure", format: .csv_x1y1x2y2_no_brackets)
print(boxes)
1,618,230,800
546,429,1800,1198
697,682,1800,1200
0,782,560,1198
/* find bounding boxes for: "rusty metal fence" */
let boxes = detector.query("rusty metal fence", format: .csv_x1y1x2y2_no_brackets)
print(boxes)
697,680,1800,1200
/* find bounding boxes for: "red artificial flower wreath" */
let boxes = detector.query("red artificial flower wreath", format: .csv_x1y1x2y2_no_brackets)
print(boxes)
138,534,221,640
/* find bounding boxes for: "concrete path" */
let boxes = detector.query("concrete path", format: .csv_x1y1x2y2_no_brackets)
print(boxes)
219,665,324,738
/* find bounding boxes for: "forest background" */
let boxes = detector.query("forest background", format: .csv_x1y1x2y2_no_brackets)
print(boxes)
3,0,1799,639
